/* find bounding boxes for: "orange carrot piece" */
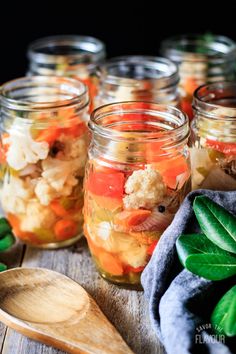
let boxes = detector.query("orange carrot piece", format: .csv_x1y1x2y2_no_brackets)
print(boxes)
183,78,199,96
35,128,61,145
85,233,124,276
98,251,124,276
54,219,78,240
50,200,69,217
7,213,37,243
152,155,189,189
114,210,151,229
0,133,10,163
180,98,194,121
206,139,236,156
124,265,145,274
147,240,158,255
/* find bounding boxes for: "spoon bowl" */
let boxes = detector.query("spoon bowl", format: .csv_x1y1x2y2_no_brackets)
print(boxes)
0,267,133,354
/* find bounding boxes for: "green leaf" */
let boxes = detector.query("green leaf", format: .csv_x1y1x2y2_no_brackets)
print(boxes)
0,233,15,251
176,233,231,267
211,285,236,337
185,254,236,280
0,218,12,239
0,263,7,272
193,196,236,254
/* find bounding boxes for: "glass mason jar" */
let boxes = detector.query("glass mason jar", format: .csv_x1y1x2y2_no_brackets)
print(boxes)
94,56,180,108
191,81,236,191
83,102,191,287
161,34,236,120
27,35,106,109
0,76,89,248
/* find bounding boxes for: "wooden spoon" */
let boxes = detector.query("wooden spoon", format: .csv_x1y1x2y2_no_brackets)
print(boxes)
0,267,133,354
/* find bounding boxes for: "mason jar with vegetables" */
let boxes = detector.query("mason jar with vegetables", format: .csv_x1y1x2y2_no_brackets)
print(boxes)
191,81,236,191
161,34,236,120
0,76,89,248
83,102,191,287
94,56,180,108
27,35,106,110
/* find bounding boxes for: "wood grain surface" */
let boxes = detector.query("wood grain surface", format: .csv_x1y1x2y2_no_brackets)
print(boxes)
0,241,25,352
0,239,164,354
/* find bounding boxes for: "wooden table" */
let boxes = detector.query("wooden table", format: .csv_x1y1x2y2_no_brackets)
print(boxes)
0,238,164,354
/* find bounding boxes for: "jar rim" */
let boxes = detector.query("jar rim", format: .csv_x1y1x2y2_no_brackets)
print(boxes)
27,35,106,64
0,76,89,111
89,101,189,142
97,56,179,89
161,34,236,63
193,81,236,119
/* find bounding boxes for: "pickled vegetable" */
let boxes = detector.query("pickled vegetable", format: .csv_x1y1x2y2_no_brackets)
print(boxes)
0,106,88,247
84,156,191,286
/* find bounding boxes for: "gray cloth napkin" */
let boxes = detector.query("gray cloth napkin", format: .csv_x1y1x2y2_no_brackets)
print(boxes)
141,189,236,354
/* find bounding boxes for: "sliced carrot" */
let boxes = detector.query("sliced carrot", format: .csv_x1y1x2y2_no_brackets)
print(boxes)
86,170,125,199
85,232,124,276
152,155,189,189
50,200,69,217
145,140,167,163
82,77,97,112
183,77,199,96
7,213,38,243
98,251,124,276
124,265,145,274
114,210,151,229
35,128,61,145
180,97,193,121
206,139,236,156
0,133,10,163
54,219,78,240
147,240,158,255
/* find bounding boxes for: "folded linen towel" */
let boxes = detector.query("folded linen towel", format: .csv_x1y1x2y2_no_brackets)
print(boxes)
141,189,236,354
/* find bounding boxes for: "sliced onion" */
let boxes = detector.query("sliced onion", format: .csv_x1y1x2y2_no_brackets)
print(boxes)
130,209,174,232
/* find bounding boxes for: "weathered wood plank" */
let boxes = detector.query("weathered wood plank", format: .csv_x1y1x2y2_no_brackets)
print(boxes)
0,241,25,352
2,239,163,354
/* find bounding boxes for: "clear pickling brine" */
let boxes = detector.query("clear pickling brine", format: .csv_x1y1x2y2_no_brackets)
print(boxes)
0,76,89,248
94,56,180,108
191,82,236,191
27,35,106,110
161,34,236,120
83,102,191,287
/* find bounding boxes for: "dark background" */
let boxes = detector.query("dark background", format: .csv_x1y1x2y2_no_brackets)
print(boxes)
2,2,236,83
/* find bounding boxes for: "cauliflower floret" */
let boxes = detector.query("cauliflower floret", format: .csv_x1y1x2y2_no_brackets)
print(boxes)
34,152,84,206
4,123,49,170
119,244,148,268
57,134,88,164
0,175,34,214
123,165,166,209
41,156,79,194
34,178,59,205
88,221,148,268
20,200,57,232
35,174,79,206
